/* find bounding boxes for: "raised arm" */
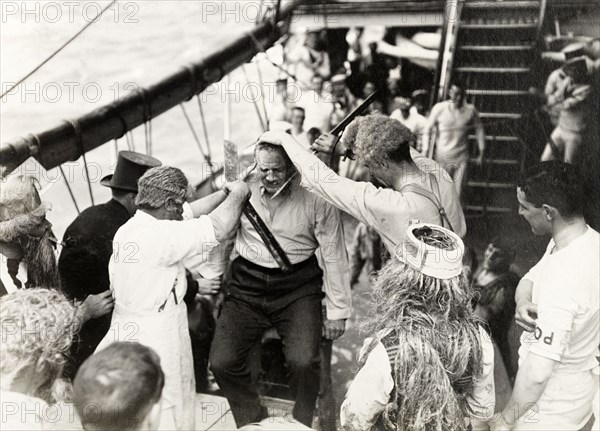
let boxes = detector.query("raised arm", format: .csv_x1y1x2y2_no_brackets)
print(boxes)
208,182,251,242
188,189,228,217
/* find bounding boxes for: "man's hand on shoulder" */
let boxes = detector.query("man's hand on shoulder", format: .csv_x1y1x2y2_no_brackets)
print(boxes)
323,318,346,340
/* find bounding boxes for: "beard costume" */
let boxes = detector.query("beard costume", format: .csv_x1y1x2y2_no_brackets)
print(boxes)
341,224,495,431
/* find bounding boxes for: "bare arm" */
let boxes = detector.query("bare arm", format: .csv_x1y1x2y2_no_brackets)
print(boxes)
493,353,558,429
188,190,228,217
515,278,537,332
208,183,251,242
473,110,486,164
422,104,440,158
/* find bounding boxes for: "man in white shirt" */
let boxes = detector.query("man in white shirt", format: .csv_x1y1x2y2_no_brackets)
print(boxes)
390,97,427,153
210,141,351,428
290,106,311,149
97,166,251,430
423,81,486,198
494,161,599,430
261,114,466,255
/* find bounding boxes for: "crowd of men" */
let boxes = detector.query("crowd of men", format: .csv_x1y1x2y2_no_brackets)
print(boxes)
1,28,599,431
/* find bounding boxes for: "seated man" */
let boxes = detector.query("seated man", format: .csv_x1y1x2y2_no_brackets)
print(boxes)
341,223,494,430
73,342,165,431
1,288,79,430
210,139,351,428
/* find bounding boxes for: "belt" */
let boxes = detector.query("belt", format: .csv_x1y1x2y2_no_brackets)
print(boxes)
235,254,318,276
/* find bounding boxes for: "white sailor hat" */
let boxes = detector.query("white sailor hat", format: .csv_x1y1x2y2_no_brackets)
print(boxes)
395,222,465,280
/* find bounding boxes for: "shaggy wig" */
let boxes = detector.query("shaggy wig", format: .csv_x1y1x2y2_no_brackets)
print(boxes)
362,258,483,431
0,288,78,402
343,114,415,168
0,175,50,242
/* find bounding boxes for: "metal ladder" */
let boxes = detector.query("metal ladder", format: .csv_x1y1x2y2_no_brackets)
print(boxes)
437,0,547,217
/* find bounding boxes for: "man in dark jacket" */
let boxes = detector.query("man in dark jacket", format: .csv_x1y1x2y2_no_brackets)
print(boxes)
59,151,161,377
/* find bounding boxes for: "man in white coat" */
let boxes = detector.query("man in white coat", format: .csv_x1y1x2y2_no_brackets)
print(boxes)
97,166,250,430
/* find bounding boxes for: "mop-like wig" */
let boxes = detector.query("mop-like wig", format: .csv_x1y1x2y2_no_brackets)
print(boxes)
361,226,483,431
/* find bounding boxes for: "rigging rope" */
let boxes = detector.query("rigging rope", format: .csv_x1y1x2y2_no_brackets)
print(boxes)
180,103,210,162
241,65,267,132
59,166,81,214
0,0,118,100
140,89,153,156
65,119,95,206
254,61,270,127
125,131,134,152
195,95,212,162
195,95,216,190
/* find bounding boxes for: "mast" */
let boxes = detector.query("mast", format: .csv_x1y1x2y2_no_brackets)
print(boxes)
0,0,311,177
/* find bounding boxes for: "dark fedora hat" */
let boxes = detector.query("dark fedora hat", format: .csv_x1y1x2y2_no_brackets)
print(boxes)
100,151,162,192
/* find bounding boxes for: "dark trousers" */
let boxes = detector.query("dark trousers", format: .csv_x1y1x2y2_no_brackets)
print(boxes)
210,256,323,428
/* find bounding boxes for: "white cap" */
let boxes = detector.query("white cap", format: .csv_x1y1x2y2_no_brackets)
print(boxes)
395,223,464,280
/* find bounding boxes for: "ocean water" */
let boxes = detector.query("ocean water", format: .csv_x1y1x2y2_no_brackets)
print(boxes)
1,0,282,237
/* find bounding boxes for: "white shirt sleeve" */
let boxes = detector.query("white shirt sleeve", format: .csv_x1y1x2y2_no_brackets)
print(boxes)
341,339,394,430
314,199,352,320
467,326,496,422
158,216,218,266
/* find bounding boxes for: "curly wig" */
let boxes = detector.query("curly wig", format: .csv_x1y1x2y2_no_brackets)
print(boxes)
135,166,193,209
343,114,415,168
0,288,78,401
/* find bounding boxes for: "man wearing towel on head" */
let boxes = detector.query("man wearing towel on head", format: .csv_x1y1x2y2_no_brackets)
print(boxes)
259,114,466,254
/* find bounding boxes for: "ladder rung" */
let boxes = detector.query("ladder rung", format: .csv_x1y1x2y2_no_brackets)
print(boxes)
463,1,540,8
470,158,520,165
469,135,519,142
460,45,534,51
455,67,530,73
480,113,522,120
468,181,515,189
465,205,514,213
461,23,538,29
466,89,530,96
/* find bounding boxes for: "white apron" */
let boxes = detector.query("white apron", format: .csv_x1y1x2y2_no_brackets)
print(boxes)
95,300,195,430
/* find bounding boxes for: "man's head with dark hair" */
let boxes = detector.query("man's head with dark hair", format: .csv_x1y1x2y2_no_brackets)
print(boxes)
290,107,306,131
448,80,466,106
517,161,585,235
73,342,165,431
